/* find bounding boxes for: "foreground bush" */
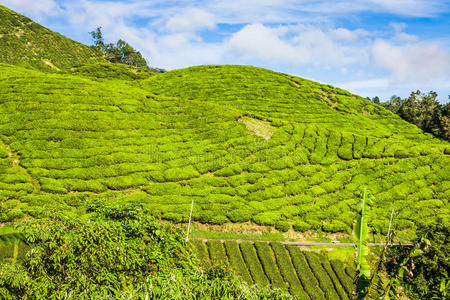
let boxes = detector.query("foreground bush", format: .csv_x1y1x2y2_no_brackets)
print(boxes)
0,201,287,299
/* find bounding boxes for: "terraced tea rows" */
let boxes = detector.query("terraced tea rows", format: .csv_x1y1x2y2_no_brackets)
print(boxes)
0,5,103,71
192,239,355,298
0,63,449,237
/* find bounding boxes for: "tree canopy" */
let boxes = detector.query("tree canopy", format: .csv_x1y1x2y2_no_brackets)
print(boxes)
380,91,449,141
90,27,148,69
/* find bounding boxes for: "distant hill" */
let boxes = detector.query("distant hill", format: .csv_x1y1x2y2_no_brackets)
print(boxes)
0,5,104,71
0,6,448,241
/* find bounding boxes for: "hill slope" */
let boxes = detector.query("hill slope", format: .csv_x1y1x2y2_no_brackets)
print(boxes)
0,5,449,240
0,62,448,240
0,5,103,71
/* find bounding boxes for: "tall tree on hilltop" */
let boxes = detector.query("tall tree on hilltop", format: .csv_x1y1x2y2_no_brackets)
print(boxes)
381,91,449,140
89,27,149,69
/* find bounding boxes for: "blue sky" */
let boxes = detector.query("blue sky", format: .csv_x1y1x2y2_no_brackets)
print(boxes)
2,0,450,102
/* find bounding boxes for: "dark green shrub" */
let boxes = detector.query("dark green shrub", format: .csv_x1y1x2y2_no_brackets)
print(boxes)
304,252,340,299
254,242,286,289
270,243,309,298
330,260,354,295
226,208,252,223
287,245,325,299
223,241,253,284
206,240,229,265
275,220,290,232
239,242,269,286
293,220,312,232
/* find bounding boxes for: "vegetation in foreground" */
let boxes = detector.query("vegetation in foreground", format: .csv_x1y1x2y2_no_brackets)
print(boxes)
0,201,288,299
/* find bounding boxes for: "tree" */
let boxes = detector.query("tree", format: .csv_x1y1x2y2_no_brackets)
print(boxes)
381,91,449,141
384,220,449,299
89,27,104,50
89,27,149,69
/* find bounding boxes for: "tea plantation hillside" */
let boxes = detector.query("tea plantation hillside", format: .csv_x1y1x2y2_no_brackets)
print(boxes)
0,5,104,71
0,62,449,239
192,239,355,299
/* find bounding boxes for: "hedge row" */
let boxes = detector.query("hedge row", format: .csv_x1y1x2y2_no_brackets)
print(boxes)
287,245,325,299
239,241,270,286
303,251,340,299
330,259,354,296
271,242,309,298
254,242,286,290
223,241,253,284
206,240,228,266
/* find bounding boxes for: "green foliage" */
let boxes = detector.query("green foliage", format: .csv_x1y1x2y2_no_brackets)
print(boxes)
271,243,309,298
69,62,153,81
304,251,340,299
331,259,355,296
90,27,149,68
0,9,448,241
239,241,270,286
385,220,449,299
287,245,325,299
0,201,195,297
254,242,286,289
353,188,373,299
354,188,372,278
293,220,312,232
0,5,103,71
223,241,253,284
382,91,449,141
274,220,290,232
322,259,350,300
206,240,228,265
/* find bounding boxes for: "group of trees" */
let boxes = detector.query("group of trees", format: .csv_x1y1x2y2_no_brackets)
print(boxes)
89,27,148,69
368,91,450,141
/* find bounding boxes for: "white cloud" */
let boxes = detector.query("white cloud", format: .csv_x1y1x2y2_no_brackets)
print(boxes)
392,32,419,43
340,78,391,90
227,23,310,64
330,28,371,41
165,8,216,33
372,39,450,81
369,0,446,17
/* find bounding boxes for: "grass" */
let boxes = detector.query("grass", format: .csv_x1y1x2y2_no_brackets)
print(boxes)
189,229,286,242
238,116,274,140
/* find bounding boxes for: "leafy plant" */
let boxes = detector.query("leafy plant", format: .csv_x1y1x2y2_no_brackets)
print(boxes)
353,187,373,299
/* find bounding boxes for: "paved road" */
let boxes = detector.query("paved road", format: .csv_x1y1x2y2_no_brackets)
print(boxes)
283,242,412,247
199,239,412,247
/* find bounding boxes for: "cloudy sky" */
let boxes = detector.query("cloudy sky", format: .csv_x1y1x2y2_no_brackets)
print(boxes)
2,0,450,102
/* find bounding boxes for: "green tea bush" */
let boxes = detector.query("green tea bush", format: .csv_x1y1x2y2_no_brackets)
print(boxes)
226,208,253,223
223,241,253,284
275,220,290,232
206,240,229,265
164,166,200,181
287,245,325,299
239,242,269,286
252,211,281,226
304,252,340,299
293,220,312,232
271,243,309,298
322,220,348,233
254,242,286,289
330,260,354,295
322,259,349,299
191,240,209,263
